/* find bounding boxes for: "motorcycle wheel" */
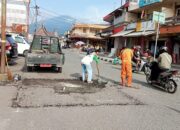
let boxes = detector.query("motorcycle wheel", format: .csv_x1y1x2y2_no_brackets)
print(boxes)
146,74,151,84
166,79,177,94
144,65,151,75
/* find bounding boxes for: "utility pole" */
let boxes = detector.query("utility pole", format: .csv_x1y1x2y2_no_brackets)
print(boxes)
27,0,30,39
0,0,7,81
1,0,6,73
34,5,39,32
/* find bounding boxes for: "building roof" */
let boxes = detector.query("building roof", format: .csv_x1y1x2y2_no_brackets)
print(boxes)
103,2,129,22
72,23,109,30
35,25,57,37
70,33,103,40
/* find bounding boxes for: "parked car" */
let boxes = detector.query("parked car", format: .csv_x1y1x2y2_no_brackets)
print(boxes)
13,35,30,56
26,35,65,72
0,34,18,59
6,34,18,58
0,38,12,62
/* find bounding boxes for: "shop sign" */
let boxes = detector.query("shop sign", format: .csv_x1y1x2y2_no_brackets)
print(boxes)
142,21,156,31
12,24,27,33
153,11,165,24
136,21,142,32
113,25,125,34
136,20,156,31
139,0,162,7
126,23,136,30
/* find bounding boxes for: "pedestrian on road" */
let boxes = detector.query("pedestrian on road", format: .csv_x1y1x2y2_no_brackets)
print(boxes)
81,51,99,83
119,47,133,87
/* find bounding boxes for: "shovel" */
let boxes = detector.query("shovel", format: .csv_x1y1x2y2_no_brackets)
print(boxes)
96,63,100,78
96,63,103,83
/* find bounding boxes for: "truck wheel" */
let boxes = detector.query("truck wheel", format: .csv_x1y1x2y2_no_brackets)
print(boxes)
57,67,62,73
27,66,33,72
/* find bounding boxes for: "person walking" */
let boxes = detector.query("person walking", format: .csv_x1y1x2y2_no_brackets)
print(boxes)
119,47,133,87
81,51,99,83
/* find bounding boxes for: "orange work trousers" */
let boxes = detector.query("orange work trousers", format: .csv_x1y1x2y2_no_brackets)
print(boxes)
121,62,132,86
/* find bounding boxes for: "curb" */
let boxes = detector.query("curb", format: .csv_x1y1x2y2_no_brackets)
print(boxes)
99,56,113,63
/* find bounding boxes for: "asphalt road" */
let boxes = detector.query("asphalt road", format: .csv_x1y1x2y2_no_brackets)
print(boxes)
0,49,180,130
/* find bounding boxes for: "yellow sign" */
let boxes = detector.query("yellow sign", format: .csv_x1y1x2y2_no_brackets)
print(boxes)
136,21,142,31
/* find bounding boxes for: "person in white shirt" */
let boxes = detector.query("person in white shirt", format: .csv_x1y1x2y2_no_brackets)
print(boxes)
81,52,99,83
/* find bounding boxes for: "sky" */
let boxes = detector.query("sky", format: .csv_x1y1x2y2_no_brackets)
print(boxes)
30,0,126,23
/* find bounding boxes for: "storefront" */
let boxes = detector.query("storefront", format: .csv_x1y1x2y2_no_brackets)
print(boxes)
122,20,156,53
160,25,180,64
172,37,180,64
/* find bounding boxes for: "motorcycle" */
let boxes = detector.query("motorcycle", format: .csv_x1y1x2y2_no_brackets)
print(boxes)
132,57,150,75
146,61,178,93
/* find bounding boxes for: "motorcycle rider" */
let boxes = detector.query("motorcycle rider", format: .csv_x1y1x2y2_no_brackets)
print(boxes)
133,46,142,71
151,46,172,82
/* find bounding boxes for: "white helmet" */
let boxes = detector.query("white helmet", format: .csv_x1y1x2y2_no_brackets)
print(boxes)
160,46,168,51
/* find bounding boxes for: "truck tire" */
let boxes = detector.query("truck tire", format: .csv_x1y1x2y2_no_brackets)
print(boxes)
27,66,33,72
57,67,62,73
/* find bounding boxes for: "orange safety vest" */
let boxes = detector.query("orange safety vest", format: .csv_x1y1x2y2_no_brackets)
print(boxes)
119,48,133,63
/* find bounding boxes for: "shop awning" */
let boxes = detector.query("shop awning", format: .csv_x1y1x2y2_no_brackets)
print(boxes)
124,31,155,37
111,30,134,37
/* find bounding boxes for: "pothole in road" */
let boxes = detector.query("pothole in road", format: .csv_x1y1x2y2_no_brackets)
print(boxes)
21,79,106,94
12,79,144,108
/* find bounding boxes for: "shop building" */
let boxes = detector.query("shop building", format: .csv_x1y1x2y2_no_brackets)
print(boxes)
69,23,108,48
0,0,30,36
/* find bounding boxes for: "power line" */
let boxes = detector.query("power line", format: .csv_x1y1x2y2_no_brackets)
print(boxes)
38,9,76,23
39,7,76,22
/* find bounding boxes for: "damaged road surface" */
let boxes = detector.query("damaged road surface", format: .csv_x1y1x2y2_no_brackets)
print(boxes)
2,50,180,130
12,79,144,108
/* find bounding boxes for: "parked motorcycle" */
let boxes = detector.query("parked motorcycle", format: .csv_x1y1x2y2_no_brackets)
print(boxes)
146,61,178,94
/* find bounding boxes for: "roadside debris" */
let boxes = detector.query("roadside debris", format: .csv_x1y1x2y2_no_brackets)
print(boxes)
13,74,21,81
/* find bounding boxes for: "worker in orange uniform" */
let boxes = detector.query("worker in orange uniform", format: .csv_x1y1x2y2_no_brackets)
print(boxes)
119,47,133,87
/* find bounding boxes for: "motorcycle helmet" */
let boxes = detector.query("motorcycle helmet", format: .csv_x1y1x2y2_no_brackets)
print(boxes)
160,46,168,51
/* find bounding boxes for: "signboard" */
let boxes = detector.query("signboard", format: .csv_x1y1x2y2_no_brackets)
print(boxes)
136,21,156,32
136,21,142,32
139,0,162,7
12,24,27,34
153,11,165,60
126,23,136,30
153,11,165,24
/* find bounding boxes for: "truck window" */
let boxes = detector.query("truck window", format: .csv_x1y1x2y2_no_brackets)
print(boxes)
42,37,50,50
31,35,61,53
15,37,23,43
50,38,60,53
31,36,41,50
